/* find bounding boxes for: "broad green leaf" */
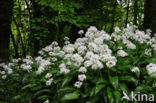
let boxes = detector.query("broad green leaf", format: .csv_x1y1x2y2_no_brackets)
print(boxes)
37,95,50,101
119,75,138,85
34,89,51,98
107,87,114,103
95,84,105,95
96,78,107,84
109,76,118,90
58,87,75,93
61,91,80,101
119,83,130,95
114,91,121,103
61,77,72,87
22,84,36,90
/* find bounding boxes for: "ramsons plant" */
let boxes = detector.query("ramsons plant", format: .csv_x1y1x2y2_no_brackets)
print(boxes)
0,26,156,103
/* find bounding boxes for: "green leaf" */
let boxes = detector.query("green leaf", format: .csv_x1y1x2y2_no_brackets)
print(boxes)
37,95,50,101
61,91,80,101
96,78,107,84
95,84,105,95
107,87,114,103
119,75,138,85
58,87,75,93
135,85,153,93
119,83,130,95
22,84,36,90
34,89,51,98
114,91,121,103
109,76,118,90
61,77,72,87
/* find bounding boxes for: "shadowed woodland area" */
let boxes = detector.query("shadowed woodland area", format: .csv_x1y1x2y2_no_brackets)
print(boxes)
0,0,156,61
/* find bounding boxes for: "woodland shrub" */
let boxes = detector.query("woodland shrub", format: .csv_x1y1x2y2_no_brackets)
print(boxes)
0,26,156,103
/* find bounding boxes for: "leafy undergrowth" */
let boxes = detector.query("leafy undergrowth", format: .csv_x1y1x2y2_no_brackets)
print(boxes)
0,26,156,103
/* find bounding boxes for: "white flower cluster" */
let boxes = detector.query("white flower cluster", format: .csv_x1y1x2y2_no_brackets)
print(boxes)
45,73,52,78
145,48,152,56
59,63,70,74
74,73,86,88
43,100,49,103
46,78,53,86
117,49,128,57
20,56,34,72
131,67,140,72
45,73,53,86
78,67,87,73
78,30,84,35
112,26,156,51
146,63,156,78
36,59,51,74
0,63,13,79
74,81,82,88
1,26,156,90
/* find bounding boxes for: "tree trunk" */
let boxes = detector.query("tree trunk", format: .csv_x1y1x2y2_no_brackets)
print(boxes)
110,1,117,33
31,0,41,56
134,0,138,26
13,15,26,57
143,0,156,34
0,0,14,62
125,0,130,28
10,32,19,58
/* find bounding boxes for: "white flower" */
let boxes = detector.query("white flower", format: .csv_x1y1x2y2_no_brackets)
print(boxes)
8,63,14,67
58,51,65,57
85,51,94,59
77,45,87,54
38,50,44,55
118,46,123,50
146,63,156,77
131,67,140,72
106,60,116,68
88,26,97,33
88,42,98,52
46,78,53,86
59,63,66,68
64,36,69,41
72,54,84,64
43,100,49,103
60,68,70,74
117,50,128,57
35,56,43,63
36,60,50,74
45,73,52,78
36,66,44,74
91,61,103,70
126,42,136,50
43,46,53,52
84,60,93,67
23,59,33,65
2,75,7,79
7,69,13,74
74,81,83,88
78,74,86,81
51,57,57,62
145,48,152,56
78,30,84,35
21,64,32,71
152,44,156,51
63,44,75,53
79,67,87,73
1,71,5,75
114,27,121,32
94,37,104,44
